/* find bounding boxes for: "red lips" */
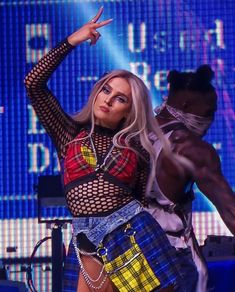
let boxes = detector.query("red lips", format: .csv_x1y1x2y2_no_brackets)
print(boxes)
99,106,110,113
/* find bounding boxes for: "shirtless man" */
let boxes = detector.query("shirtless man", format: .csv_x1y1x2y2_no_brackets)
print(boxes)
148,65,235,292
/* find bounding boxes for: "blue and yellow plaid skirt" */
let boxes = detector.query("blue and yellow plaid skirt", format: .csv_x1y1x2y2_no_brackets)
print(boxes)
63,211,184,291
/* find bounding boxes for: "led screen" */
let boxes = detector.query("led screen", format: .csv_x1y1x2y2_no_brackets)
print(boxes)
0,0,234,290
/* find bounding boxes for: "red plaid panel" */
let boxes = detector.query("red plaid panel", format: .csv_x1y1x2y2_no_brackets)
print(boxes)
108,148,137,183
64,130,94,185
64,130,138,186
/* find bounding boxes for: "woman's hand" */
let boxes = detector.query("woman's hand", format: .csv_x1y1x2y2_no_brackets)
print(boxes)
67,7,113,46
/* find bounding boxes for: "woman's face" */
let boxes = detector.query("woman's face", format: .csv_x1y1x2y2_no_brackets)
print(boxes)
93,77,132,129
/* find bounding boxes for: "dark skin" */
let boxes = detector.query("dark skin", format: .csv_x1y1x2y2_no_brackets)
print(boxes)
155,89,235,236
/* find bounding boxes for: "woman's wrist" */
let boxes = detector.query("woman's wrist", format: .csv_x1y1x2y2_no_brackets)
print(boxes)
65,37,77,48
67,34,84,47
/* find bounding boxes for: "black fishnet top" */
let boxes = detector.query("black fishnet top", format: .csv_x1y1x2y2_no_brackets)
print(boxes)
24,39,148,217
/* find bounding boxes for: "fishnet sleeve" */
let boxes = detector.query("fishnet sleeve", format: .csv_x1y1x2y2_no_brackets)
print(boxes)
24,39,78,158
133,158,149,207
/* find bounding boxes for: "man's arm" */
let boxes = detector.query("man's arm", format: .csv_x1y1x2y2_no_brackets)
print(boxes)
190,143,235,235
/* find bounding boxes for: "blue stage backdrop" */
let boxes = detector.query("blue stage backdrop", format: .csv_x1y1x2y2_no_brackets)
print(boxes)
0,0,235,290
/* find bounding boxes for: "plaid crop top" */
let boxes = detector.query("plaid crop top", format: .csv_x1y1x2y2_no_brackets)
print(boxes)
25,39,148,217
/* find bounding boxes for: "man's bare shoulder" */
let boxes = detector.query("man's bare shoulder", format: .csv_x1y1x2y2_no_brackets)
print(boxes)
170,128,220,167
170,128,210,147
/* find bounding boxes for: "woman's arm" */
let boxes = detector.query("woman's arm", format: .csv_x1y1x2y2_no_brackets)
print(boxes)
24,7,112,157
24,39,77,157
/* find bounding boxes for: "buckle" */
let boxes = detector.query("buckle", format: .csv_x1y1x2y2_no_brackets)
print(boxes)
124,226,136,237
96,247,107,257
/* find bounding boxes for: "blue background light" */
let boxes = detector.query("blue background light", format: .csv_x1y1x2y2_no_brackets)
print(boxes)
0,0,234,290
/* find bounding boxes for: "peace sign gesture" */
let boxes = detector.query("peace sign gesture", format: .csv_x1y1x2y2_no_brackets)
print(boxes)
68,7,113,46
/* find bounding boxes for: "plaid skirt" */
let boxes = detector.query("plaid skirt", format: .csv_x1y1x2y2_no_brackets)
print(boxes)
63,211,185,291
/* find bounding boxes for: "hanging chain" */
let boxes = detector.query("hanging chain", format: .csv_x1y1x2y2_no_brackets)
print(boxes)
72,235,108,290
70,134,114,289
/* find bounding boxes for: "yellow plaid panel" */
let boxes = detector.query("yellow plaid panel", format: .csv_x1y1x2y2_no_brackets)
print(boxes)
103,243,160,292
81,145,96,168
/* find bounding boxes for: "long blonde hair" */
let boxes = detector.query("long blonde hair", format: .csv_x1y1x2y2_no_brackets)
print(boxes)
73,69,171,194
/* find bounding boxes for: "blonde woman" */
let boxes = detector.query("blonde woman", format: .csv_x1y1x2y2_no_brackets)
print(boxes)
25,7,184,292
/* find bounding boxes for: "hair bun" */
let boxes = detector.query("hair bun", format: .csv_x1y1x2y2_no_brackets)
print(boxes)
167,70,179,83
196,64,215,82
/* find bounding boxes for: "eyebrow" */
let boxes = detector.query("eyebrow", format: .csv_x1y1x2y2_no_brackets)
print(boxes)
104,83,131,100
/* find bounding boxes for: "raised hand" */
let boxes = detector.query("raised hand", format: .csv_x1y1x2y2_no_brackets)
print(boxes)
68,7,113,46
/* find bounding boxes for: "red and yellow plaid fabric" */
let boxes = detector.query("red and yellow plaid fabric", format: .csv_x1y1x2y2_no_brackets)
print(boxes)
64,129,137,186
64,131,94,184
